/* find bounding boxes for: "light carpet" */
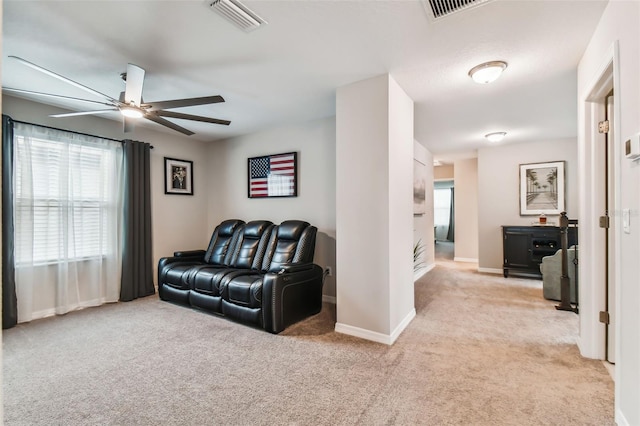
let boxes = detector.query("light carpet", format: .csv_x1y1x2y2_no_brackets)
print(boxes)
3,260,613,425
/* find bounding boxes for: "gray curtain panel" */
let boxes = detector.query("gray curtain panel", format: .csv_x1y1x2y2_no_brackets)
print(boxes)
2,115,18,329
446,187,455,242
120,140,155,301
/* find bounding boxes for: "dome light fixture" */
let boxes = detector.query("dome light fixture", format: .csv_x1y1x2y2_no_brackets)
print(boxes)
485,131,507,143
120,106,143,119
468,61,508,84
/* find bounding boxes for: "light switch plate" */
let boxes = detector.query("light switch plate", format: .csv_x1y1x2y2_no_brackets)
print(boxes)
623,208,631,234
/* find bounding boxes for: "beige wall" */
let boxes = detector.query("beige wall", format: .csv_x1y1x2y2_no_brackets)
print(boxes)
477,138,578,271
578,2,640,422
453,158,478,261
2,95,211,284
434,164,453,180
205,117,336,298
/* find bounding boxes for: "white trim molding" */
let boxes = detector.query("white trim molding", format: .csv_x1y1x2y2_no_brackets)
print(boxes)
454,257,478,263
335,308,416,345
414,262,436,281
478,267,503,275
322,295,336,304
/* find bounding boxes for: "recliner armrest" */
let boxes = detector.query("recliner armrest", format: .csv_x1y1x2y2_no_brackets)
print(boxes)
262,264,324,333
276,262,315,274
174,249,206,258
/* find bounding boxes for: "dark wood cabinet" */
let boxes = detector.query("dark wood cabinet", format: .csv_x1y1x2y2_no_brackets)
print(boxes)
502,226,577,278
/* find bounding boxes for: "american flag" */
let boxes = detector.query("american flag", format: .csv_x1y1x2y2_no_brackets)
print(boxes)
249,153,296,197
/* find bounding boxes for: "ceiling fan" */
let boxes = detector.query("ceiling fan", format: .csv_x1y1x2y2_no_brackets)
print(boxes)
3,56,231,136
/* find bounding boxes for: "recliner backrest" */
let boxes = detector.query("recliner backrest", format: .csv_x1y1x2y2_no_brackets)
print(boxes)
204,219,245,266
230,220,275,269
262,220,317,272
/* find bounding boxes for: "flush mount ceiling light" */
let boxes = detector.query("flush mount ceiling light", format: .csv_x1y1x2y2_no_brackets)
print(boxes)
468,61,508,84
485,132,506,143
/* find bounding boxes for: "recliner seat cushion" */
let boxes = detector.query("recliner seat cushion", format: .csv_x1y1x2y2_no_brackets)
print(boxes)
221,274,263,309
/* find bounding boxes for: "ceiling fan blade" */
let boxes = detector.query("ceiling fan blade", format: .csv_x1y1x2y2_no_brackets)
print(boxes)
50,109,119,118
124,63,145,106
9,55,119,104
144,113,194,136
144,95,225,111
123,116,136,133
3,87,116,108
155,110,231,126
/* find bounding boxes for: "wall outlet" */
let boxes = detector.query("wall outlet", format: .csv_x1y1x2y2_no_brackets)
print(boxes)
325,267,332,277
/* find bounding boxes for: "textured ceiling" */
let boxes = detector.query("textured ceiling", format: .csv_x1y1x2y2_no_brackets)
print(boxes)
2,0,608,159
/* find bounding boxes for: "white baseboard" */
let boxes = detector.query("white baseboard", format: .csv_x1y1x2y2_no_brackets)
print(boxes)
413,263,435,282
322,295,336,304
478,267,503,275
616,409,629,426
335,308,416,345
454,257,478,263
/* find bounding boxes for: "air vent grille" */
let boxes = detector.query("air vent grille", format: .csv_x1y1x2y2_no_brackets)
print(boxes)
423,0,492,19
209,0,267,32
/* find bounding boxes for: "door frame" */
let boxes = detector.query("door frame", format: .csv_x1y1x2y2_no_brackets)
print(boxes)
578,40,622,367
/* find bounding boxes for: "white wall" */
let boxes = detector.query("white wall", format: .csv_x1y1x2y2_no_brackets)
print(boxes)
453,158,478,262
577,2,640,424
388,77,415,335
414,140,435,278
335,74,414,343
2,95,211,284
205,117,337,298
477,138,578,271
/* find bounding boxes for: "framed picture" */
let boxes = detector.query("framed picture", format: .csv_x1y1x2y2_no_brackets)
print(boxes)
519,161,565,215
413,158,426,215
164,157,193,195
248,152,297,198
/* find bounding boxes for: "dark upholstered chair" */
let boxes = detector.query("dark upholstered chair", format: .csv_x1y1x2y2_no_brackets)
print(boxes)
158,219,323,333
188,220,275,314
158,219,244,304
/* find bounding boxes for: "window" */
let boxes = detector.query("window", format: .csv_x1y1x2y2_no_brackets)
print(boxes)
14,127,122,265
434,188,452,228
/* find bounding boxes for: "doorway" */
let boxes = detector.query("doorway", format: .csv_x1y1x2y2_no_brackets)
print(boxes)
581,49,620,365
434,180,454,261
604,91,616,364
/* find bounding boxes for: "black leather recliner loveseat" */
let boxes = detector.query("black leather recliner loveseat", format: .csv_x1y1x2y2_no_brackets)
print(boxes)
158,219,324,333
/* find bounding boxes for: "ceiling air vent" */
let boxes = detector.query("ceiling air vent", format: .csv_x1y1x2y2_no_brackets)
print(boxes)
422,0,492,20
209,0,267,32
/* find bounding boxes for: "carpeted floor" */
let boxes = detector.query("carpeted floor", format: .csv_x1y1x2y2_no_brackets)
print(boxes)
3,260,614,425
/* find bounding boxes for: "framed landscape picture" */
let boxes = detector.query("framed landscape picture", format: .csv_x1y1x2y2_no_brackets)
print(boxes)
413,159,426,215
519,161,565,215
164,157,193,195
248,152,297,198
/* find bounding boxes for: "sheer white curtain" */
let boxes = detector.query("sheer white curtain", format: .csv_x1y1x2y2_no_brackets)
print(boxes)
13,123,124,323
434,188,452,241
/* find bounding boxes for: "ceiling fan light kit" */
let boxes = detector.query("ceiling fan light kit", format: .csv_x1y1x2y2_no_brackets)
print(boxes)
120,107,143,119
485,131,506,143
4,56,230,136
468,60,508,84
208,0,267,32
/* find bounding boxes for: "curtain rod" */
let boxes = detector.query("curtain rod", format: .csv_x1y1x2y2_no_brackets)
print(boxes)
8,118,154,149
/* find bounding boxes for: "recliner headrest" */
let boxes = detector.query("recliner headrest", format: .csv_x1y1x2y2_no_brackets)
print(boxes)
244,220,273,238
218,219,244,237
277,220,310,241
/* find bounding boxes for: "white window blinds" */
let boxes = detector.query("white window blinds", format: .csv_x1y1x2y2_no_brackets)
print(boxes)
14,126,122,264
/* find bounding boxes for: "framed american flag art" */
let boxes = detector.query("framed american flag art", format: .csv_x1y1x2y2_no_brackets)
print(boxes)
247,152,298,198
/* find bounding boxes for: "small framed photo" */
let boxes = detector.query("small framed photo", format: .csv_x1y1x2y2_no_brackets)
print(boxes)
248,152,297,198
164,157,193,195
519,161,565,215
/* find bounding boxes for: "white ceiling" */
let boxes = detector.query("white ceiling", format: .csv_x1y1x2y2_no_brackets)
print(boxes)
2,0,607,159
